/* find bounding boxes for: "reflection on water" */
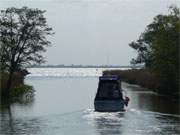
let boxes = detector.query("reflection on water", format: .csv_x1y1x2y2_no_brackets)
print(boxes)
0,68,180,135
123,83,180,114
1,113,42,135
27,68,126,77
0,98,40,135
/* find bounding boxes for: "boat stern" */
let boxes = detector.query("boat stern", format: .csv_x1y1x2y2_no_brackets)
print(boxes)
94,100,125,112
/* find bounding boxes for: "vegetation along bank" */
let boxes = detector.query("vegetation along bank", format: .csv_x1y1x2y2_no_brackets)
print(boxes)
0,7,53,99
105,6,179,100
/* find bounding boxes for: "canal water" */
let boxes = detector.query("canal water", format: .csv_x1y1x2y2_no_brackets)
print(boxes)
0,68,179,135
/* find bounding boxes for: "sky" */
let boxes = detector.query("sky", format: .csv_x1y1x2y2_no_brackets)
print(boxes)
0,0,180,66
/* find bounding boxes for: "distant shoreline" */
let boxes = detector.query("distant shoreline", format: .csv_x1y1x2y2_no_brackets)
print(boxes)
29,65,142,69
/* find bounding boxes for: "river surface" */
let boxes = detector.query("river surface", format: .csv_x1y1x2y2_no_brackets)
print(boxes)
0,68,180,135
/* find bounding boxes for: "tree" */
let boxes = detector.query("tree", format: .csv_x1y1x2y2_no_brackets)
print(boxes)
0,7,53,97
129,6,179,94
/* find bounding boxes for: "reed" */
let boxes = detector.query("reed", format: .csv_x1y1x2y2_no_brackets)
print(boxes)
103,69,179,99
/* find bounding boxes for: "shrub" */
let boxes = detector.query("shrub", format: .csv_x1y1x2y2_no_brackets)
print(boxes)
10,84,34,97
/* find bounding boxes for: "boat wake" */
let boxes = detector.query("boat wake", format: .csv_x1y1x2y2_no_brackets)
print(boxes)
83,108,180,122
83,109,125,119
82,108,180,135
129,108,180,118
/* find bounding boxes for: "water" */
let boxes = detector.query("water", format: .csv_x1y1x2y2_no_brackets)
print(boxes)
0,68,180,135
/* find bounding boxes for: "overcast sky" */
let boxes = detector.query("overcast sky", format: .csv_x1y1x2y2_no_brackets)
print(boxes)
1,0,180,65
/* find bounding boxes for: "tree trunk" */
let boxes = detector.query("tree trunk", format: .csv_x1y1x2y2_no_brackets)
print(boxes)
4,69,14,98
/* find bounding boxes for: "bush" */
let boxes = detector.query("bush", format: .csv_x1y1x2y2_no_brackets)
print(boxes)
0,71,34,99
10,84,34,97
0,72,24,93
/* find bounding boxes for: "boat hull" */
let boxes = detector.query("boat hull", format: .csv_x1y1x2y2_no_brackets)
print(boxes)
94,100,125,112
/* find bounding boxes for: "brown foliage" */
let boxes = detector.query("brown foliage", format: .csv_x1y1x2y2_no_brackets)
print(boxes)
103,69,176,96
0,71,25,96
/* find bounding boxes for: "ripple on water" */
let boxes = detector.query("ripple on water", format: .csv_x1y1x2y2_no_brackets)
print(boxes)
82,108,180,135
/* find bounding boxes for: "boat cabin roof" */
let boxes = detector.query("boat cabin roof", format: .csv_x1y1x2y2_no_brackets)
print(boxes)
99,75,120,81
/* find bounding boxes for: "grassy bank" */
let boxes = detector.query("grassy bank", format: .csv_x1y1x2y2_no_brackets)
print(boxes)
103,69,179,99
0,71,33,99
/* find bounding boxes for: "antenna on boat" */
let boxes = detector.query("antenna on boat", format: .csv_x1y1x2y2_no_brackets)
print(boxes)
106,53,110,67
